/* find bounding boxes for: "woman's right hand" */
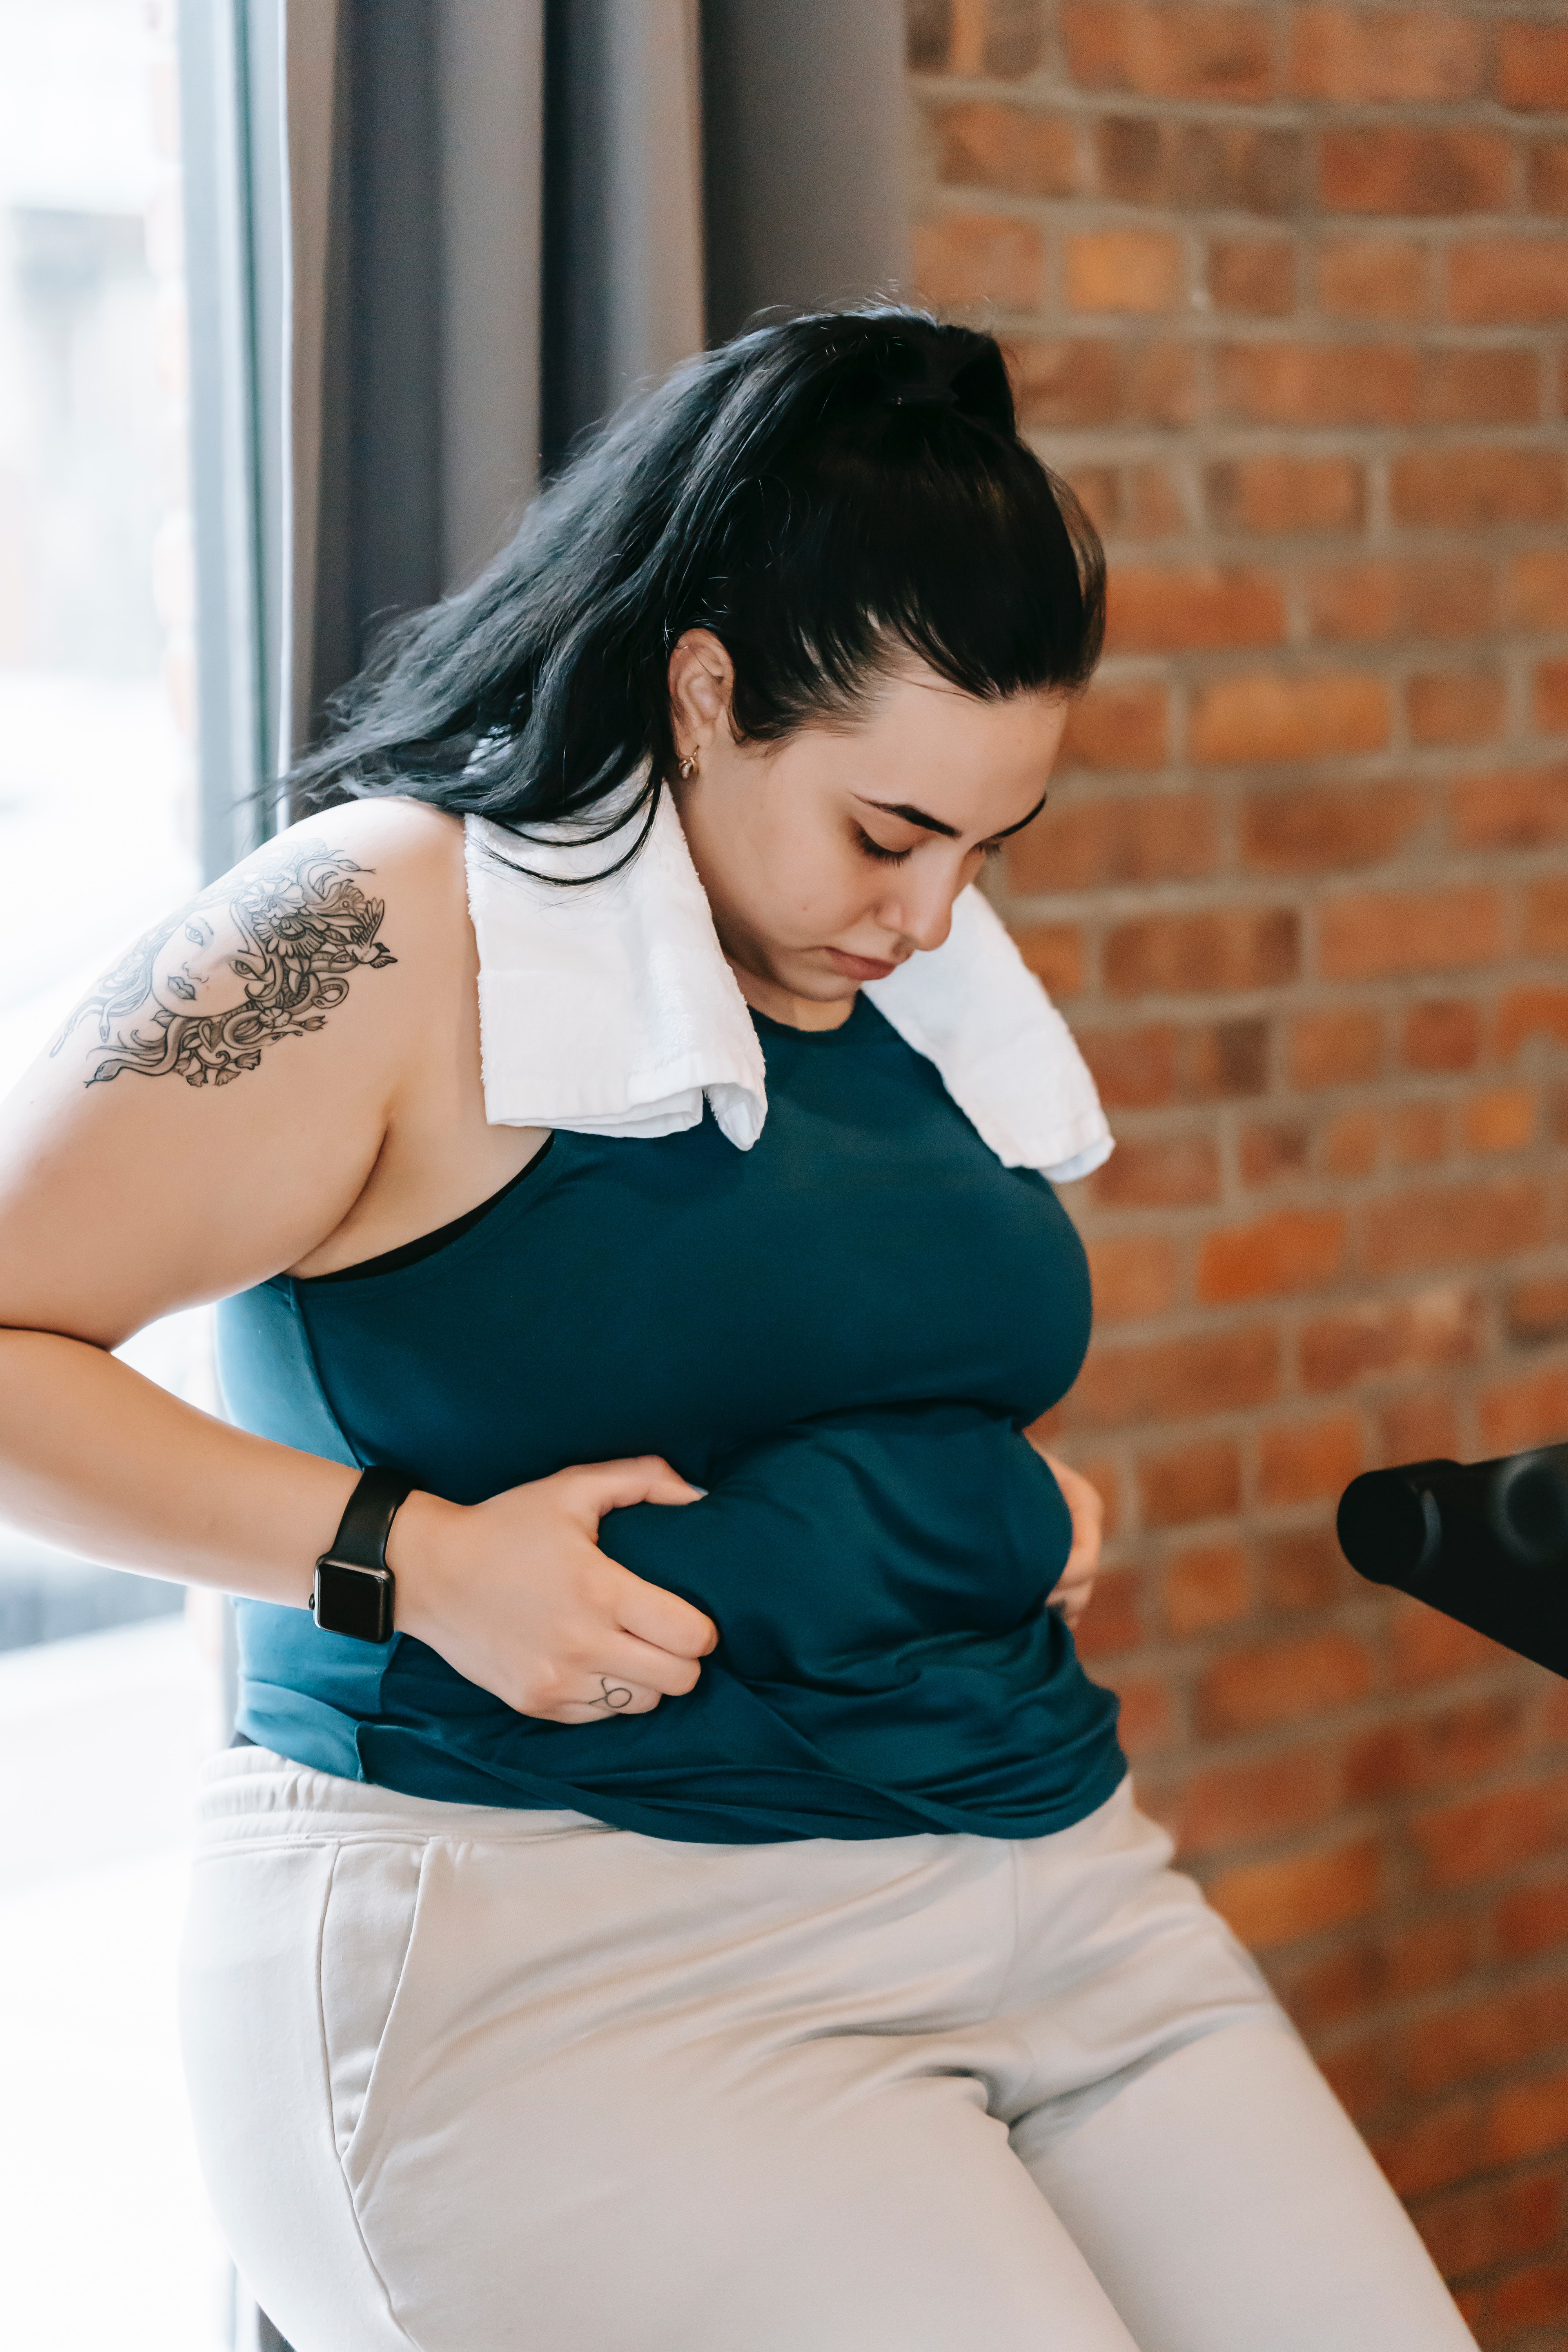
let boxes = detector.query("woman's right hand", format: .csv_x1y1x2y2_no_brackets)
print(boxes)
388,1457,716,1722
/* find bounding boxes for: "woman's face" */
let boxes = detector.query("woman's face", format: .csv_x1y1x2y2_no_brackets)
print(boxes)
669,631,1070,1031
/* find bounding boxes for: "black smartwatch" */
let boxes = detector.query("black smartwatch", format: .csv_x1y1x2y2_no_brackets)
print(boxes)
312,1466,416,1643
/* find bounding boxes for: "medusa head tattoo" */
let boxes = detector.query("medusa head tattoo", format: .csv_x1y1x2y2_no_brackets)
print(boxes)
52,842,397,1089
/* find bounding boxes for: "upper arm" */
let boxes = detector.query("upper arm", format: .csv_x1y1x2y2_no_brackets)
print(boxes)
0,801,468,1348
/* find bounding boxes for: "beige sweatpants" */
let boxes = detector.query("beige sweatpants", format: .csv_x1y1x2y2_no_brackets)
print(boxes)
179,1746,1475,2352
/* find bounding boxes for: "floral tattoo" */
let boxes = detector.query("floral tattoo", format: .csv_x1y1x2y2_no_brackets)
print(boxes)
52,843,397,1089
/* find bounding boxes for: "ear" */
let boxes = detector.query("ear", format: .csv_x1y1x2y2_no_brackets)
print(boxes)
668,629,736,761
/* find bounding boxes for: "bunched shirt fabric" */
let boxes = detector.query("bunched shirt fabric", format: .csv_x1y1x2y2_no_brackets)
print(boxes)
216,803,1125,1843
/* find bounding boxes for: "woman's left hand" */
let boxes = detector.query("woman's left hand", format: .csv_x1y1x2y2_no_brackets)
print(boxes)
1034,1450,1103,1631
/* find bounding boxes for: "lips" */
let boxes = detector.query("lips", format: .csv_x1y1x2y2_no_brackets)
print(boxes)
824,947,899,982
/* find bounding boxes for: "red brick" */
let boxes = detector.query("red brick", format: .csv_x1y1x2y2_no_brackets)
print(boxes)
1182,1016,1270,1099
1289,1005,1383,1088
1257,1530,1345,1617
1412,1775,1568,1892
1258,1411,1363,1504
1498,983,1568,1058
1069,1324,1281,1429
1316,885,1502,981
1139,1437,1243,1528
1170,1745,1342,1855
1064,228,1183,313
1489,2256,1568,2330
1090,1131,1221,1208
1316,234,1427,321
1377,1391,1462,1467
1391,446,1567,528
1011,337,1125,428
1403,1000,1481,1074
1056,679,1169,769
1347,1692,1532,1803
1214,340,1419,426
1494,1874,1568,1960
1060,2,1273,101
1537,656,1568,733
1198,1209,1347,1305
1321,126,1515,216
1479,1362,1568,1453
1530,138,1568,214
1300,1287,1483,1391
1290,7,1485,103
1209,454,1365,534
1075,1024,1179,1110
1286,1920,1478,2043
1485,2062,1568,2169
1317,2034,1393,2119
1372,2100,1481,2200
1323,1106,1381,1176
931,101,1084,198
1115,1671,1178,1756
1065,464,1118,537
1240,1116,1310,1187
1390,1099,1447,1166
1072,1564,1145,1662
1462,1083,1535,1153
911,212,1044,308
1504,546,1568,630
1163,1539,1252,1639
1105,906,1299,994
1009,923,1085,998
1121,463,1186,538
1407,669,1506,747
1507,1272,1568,1346
1448,235,1568,325
1361,1177,1546,1274
1499,21,1568,114
1417,2171,1564,2284
1241,779,1425,873
1006,791,1218,891
1192,672,1390,765
1208,1836,1381,1949
1307,555,1497,643
1390,1594,1516,1688
1421,346,1542,426
1524,875,1568,955
1085,1234,1178,1323
909,0,1044,80
1123,340,1200,426
1207,236,1294,317
1096,118,1307,216
1105,565,1285,654
1197,1629,1374,1737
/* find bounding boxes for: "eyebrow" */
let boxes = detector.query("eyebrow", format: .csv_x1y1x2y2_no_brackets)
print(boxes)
858,788,1050,846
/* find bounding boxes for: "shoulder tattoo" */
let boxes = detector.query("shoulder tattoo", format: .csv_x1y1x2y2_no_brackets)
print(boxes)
51,842,397,1089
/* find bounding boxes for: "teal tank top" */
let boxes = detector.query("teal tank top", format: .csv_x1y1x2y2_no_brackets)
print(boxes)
217,995,1124,1842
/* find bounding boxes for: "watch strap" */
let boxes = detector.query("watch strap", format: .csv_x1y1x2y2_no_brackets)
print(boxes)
326,1465,417,1571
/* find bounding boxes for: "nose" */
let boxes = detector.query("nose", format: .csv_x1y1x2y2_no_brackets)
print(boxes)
878,863,964,955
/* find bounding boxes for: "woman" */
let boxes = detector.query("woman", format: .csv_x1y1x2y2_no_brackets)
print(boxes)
0,312,1474,2350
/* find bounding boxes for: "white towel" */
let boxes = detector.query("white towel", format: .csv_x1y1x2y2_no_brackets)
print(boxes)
465,790,1112,1183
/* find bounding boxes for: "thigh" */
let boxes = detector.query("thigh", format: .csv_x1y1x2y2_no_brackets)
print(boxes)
1014,2021,1479,2352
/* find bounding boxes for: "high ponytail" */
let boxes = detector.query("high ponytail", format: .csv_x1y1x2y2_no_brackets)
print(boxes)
289,307,1105,860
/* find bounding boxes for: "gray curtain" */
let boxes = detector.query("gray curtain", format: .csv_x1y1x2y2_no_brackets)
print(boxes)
282,0,909,768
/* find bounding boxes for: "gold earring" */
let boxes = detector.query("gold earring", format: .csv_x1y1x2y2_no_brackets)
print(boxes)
677,753,698,781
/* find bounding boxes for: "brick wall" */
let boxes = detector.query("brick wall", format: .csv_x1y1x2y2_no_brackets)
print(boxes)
907,4,1568,2338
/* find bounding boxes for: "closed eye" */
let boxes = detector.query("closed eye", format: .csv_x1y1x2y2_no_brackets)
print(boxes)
853,825,914,866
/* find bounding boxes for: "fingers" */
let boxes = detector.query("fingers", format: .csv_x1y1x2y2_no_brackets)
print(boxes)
610,1563,719,1659
558,1455,705,1523
552,1675,663,1724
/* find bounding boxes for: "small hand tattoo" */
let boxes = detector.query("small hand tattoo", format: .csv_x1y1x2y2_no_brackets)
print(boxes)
591,1678,634,1711
51,842,396,1090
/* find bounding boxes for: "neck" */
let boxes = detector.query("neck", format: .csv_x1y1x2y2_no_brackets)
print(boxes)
727,960,855,1033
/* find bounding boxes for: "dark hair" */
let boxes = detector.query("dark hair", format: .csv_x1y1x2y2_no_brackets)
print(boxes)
290,307,1105,866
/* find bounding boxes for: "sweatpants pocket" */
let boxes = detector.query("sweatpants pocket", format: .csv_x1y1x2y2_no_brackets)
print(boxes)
318,1838,427,2167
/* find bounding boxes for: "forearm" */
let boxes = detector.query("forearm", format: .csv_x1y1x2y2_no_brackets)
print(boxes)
0,1327,363,1606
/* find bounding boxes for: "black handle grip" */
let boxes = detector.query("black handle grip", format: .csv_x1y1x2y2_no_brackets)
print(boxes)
1337,1443,1568,1679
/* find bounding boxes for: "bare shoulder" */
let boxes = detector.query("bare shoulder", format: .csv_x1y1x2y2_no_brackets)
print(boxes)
45,797,467,1098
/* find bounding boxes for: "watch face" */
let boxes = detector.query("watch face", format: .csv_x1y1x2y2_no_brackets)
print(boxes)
315,1558,395,1644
